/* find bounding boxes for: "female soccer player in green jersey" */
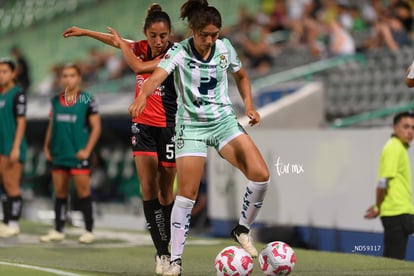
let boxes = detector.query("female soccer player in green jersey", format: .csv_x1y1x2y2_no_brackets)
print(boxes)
40,64,101,244
129,0,270,274
0,59,26,238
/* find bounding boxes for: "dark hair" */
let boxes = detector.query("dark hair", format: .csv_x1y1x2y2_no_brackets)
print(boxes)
393,111,414,125
0,58,16,71
62,63,82,76
180,0,222,31
143,3,171,33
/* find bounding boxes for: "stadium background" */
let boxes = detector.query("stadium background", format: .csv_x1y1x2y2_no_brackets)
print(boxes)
1,0,414,262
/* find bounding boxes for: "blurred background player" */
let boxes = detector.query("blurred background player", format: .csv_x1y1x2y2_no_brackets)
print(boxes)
10,46,31,93
129,0,270,274
62,4,176,274
0,58,27,238
364,111,414,260
40,63,101,244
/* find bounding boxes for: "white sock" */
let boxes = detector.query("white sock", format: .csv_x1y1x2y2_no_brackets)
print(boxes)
239,180,269,229
170,196,195,262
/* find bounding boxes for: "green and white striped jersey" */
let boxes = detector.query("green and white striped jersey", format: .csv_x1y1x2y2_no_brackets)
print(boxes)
158,37,241,126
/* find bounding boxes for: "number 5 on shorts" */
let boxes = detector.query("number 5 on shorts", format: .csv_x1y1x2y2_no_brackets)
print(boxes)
166,144,174,160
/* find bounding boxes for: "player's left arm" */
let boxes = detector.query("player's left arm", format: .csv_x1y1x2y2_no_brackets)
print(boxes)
107,27,160,74
10,93,26,163
76,98,101,160
232,68,260,126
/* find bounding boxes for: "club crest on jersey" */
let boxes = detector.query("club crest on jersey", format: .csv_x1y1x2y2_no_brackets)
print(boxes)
219,55,227,69
176,138,184,149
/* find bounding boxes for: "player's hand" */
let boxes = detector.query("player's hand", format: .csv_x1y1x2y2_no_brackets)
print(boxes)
9,147,19,163
44,147,52,162
364,205,379,219
246,109,260,126
128,94,147,119
106,26,123,47
62,26,84,38
76,149,90,160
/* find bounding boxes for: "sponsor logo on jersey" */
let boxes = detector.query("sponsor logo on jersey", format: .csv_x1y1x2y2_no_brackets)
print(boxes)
18,94,25,103
0,100,5,108
188,60,216,70
198,76,217,96
153,85,166,97
131,136,137,146
131,123,140,134
81,159,89,167
136,76,165,96
56,114,77,123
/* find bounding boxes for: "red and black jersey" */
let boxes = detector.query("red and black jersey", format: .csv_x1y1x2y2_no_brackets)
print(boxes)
130,40,177,127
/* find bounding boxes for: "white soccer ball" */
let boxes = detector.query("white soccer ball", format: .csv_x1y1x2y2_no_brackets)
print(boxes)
259,241,296,275
214,245,254,276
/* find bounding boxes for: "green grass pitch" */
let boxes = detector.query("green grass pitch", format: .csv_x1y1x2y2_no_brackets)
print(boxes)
1,221,414,275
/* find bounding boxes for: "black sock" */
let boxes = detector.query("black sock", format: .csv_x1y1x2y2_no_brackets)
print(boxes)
78,196,93,232
54,197,67,232
144,198,170,256
162,201,174,252
9,195,23,221
1,194,10,224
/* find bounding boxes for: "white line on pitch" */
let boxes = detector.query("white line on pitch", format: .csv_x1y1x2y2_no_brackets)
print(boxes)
0,261,85,276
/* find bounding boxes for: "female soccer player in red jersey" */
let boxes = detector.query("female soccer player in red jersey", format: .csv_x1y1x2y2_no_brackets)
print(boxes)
63,4,176,274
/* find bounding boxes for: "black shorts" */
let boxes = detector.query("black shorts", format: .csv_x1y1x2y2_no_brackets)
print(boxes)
51,159,91,175
131,123,176,167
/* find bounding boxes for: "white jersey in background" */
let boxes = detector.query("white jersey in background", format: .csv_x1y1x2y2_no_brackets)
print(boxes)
158,37,242,126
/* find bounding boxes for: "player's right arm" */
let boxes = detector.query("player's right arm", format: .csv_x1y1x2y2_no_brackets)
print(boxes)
44,117,53,162
62,26,134,48
128,67,169,118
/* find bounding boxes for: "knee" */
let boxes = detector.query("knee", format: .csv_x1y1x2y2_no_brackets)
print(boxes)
248,165,270,183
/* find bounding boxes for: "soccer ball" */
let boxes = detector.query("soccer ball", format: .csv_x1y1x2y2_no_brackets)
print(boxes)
214,246,254,276
259,241,296,275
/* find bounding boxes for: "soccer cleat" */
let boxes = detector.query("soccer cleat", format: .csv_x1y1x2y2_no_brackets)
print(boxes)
231,224,258,258
0,223,19,238
40,230,65,242
78,231,95,244
155,254,171,275
162,259,182,276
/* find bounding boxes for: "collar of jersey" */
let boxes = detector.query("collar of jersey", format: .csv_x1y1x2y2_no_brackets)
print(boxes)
189,38,215,63
148,41,173,60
